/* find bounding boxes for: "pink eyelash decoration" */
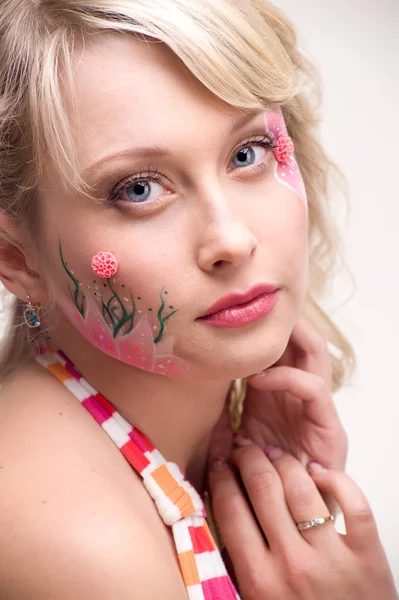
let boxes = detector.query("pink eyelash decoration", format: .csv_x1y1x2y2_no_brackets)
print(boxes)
273,135,295,163
91,251,119,279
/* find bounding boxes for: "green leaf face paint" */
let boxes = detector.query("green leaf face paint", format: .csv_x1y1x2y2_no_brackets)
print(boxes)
60,241,86,318
59,241,190,377
154,290,178,344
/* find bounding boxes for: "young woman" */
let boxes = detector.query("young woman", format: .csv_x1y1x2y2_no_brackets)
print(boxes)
0,1,396,598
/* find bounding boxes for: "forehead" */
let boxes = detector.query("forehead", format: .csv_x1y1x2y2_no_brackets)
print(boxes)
63,35,239,171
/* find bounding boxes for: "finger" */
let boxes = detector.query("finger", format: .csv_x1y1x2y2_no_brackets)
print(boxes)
207,455,272,582
264,445,338,548
230,439,305,555
287,318,333,390
307,462,380,551
248,366,340,431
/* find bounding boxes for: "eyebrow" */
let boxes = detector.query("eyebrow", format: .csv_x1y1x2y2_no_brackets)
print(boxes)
81,109,264,181
228,109,265,135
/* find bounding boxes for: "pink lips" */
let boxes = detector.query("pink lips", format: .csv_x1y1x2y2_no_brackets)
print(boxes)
198,283,279,328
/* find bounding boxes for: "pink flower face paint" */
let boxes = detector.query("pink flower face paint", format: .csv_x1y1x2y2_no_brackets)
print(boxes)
59,242,191,377
265,110,307,205
91,251,119,278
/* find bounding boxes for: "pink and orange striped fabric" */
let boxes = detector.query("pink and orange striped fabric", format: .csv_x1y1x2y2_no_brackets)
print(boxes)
35,343,240,600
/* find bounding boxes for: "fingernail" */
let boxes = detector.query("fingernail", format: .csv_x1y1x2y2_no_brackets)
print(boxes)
233,434,252,448
248,371,265,379
307,461,326,475
264,444,284,460
210,456,229,472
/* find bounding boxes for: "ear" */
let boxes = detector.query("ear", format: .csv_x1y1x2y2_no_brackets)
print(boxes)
0,212,48,304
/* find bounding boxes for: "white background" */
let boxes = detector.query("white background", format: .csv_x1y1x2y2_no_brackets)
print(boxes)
273,0,399,587
1,0,398,589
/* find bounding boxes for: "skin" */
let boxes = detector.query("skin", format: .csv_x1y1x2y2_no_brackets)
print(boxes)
1,33,392,598
1,34,309,486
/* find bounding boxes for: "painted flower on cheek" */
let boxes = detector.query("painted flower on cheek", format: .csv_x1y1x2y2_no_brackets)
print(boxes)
91,251,119,279
59,242,190,377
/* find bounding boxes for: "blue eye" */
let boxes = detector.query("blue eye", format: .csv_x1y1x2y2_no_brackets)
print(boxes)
126,181,152,203
112,178,166,205
232,145,268,168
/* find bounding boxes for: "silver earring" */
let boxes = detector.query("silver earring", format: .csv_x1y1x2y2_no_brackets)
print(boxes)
24,295,41,329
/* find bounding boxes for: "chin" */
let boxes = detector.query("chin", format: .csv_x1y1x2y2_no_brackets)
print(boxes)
182,328,292,382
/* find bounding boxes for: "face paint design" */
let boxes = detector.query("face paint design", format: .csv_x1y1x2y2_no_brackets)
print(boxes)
265,111,307,205
273,136,295,163
91,251,119,279
59,241,191,377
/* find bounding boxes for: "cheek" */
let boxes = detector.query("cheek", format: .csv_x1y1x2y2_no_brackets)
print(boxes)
283,206,308,303
254,184,309,299
256,181,308,247
52,239,192,377
279,200,308,271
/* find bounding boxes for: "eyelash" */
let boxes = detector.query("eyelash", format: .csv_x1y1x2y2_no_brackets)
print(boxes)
108,134,275,205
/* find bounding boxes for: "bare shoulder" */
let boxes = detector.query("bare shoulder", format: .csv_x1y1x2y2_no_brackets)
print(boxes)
0,362,187,599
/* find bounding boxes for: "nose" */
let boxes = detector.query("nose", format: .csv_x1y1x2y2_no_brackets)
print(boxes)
197,209,258,273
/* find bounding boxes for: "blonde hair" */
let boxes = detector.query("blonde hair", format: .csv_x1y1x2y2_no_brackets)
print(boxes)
0,0,354,389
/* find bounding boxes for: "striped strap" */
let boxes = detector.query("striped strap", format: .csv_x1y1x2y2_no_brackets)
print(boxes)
35,344,240,600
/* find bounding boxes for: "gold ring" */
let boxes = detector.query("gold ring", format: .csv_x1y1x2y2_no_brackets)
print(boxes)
296,515,334,531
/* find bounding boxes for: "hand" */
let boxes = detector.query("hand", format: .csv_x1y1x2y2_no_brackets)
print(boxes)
238,317,348,471
207,440,397,600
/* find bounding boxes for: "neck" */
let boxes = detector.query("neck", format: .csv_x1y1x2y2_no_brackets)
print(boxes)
48,324,232,495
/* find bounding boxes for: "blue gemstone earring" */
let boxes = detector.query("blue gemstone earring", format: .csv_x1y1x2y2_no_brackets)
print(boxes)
24,295,41,329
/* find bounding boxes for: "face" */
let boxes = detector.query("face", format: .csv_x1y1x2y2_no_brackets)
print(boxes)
39,35,308,380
